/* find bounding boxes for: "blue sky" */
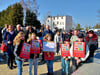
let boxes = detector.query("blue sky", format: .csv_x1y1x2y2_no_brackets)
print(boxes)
0,0,100,27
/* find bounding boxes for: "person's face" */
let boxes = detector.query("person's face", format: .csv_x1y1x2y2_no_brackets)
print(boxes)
48,36,52,41
88,33,93,37
21,34,25,40
5,25,8,29
74,30,78,36
46,26,49,30
17,25,21,30
64,41,69,44
85,30,88,33
31,34,36,40
63,32,66,34
29,29,32,32
9,25,13,31
78,38,83,42
57,32,60,35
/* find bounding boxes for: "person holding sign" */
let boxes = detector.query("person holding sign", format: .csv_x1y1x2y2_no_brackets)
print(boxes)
70,33,89,72
13,32,25,75
44,34,54,75
61,39,71,75
27,33,39,75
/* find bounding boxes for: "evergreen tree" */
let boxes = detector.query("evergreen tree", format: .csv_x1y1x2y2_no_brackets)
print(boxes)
11,3,23,27
0,3,23,27
25,9,41,29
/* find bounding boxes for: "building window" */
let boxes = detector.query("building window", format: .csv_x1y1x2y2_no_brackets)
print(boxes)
57,21,59,24
61,16,63,19
60,22,61,25
54,17,55,20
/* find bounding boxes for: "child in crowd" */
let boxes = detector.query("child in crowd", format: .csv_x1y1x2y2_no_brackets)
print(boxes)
61,39,71,75
13,32,25,75
54,31,62,55
27,33,39,75
70,33,89,72
44,34,54,75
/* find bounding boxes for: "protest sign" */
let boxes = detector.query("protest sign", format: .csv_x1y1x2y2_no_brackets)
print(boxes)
20,42,31,59
31,40,41,54
73,42,85,58
60,43,70,56
43,41,55,52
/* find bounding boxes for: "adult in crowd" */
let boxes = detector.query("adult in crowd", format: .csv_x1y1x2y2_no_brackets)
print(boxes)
43,25,53,40
27,27,37,42
62,30,72,43
37,29,43,44
85,30,98,62
54,31,62,55
2,24,8,35
53,27,58,36
25,26,31,42
0,27,2,43
84,30,88,37
70,29,78,45
33,26,37,35
15,24,21,35
3,25,16,69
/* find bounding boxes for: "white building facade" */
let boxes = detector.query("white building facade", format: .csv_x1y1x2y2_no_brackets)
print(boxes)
46,15,72,31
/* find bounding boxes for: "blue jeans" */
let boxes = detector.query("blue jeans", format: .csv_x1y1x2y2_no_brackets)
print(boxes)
46,60,53,73
16,59,23,75
29,58,38,75
61,57,70,75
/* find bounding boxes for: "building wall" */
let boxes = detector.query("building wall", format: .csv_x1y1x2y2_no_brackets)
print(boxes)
46,15,72,31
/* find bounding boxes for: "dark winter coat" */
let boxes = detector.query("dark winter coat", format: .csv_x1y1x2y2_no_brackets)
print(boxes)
85,33,98,57
3,31,16,54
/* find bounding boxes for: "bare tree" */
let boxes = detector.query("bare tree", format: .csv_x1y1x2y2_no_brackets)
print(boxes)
20,0,39,15
97,10,100,25
42,11,51,25
20,0,40,26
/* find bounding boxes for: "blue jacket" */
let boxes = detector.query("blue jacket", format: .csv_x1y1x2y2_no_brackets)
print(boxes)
42,30,53,37
3,31,16,54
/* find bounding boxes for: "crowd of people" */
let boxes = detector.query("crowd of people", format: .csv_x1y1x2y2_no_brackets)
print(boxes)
0,24,98,75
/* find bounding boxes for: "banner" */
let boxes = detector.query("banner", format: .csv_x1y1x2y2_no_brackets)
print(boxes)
20,42,31,59
43,41,55,52
31,40,41,54
60,43,70,56
73,42,85,58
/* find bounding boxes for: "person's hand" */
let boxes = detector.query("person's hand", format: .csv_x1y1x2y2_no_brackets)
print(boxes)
63,56,66,59
75,57,79,60
65,58,68,61
47,52,51,57
8,41,11,44
2,41,4,44
34,54,37,59
21,59,25,62
77,59,81,65
17,56,21,60
43,39,46,41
